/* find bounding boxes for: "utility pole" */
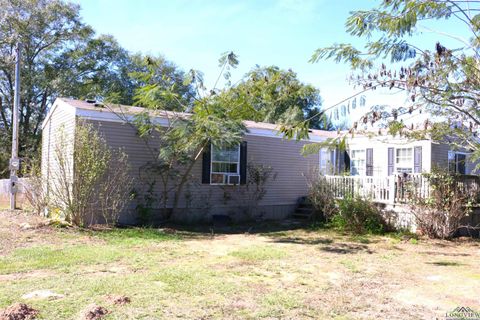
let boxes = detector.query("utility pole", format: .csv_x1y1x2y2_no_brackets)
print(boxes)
10,43,21,210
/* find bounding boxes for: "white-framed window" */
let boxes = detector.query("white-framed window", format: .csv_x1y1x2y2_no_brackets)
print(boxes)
210,144,240,185
350,149,365,176
319,148,336,175
396,147,413,173
448,151,467,174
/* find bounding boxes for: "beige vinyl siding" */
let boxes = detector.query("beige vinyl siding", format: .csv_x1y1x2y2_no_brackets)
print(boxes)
185,134,319,208
431,141,478,174
82,119,161,191
41,103,76,195
79,119,162,223
84,119,319,213
430,142,450,169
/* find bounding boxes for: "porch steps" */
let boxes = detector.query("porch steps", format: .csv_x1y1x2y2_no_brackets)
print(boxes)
292,197,314,220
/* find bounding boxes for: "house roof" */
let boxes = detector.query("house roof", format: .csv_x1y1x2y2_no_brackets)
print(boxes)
49,98,338,140
57,97,192,120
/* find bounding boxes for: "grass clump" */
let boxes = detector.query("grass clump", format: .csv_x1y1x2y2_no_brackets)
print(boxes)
0,245,123,274
256,292,302,318
262,291,301,309
153,266,236,296
90,228,179,245
340,259,361,273
387,230,419,241
154,266,207,294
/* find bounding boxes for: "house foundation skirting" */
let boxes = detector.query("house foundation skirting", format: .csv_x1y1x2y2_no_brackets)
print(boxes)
375,203,417,232
374,203,480,235
171,204,297,224
117,204,298,225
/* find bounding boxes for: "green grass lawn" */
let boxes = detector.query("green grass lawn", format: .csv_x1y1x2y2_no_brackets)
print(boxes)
1,211,479,319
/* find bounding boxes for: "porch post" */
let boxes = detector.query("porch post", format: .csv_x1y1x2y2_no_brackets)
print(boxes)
388,175,396,204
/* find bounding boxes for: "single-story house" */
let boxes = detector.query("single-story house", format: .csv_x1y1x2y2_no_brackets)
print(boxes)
41,98,336,224
41,98,479,224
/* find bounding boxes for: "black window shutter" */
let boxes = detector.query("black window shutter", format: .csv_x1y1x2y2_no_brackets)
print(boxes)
366,148,373,176
456,154,466,174
414,146,422,173
387,147,394,176
240,141,247,185
201,144,211,184
343,151,350,173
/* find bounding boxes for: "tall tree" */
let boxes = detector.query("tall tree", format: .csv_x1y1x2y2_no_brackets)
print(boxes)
54,34,133,104
224,66,333,130
296,0,480,155
0,0,131,177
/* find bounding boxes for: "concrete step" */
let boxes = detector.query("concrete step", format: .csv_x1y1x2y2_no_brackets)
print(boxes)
294,196,314,220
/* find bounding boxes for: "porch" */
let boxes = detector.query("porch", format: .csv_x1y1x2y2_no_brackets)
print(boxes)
323,174,480,205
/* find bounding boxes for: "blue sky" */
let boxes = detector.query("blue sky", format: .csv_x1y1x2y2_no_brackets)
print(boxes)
73,0,469,122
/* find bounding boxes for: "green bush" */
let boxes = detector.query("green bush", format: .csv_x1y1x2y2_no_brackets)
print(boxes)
332,195,385,234
48,123,133,226
306,174,337,221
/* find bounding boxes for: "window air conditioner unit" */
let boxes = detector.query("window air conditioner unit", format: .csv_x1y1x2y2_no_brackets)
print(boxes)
228,174,240,185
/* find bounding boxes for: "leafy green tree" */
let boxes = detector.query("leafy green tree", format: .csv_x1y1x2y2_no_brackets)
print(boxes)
0,0,130,177
224,66,332,130
121,52,248,219
302,0,480,156
0,0,193,178
128,54,196,111
55,34,133,104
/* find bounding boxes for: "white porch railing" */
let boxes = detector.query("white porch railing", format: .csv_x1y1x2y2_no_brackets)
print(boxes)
324,174,480,204
324,174,430,204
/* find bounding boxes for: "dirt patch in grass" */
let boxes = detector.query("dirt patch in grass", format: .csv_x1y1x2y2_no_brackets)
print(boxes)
309,275,435,319
0,303,39,320
229,245,287,261
0,211,54,255
0,211,96,256
77,264,132,277
0,270,55,282
80,304,108,320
